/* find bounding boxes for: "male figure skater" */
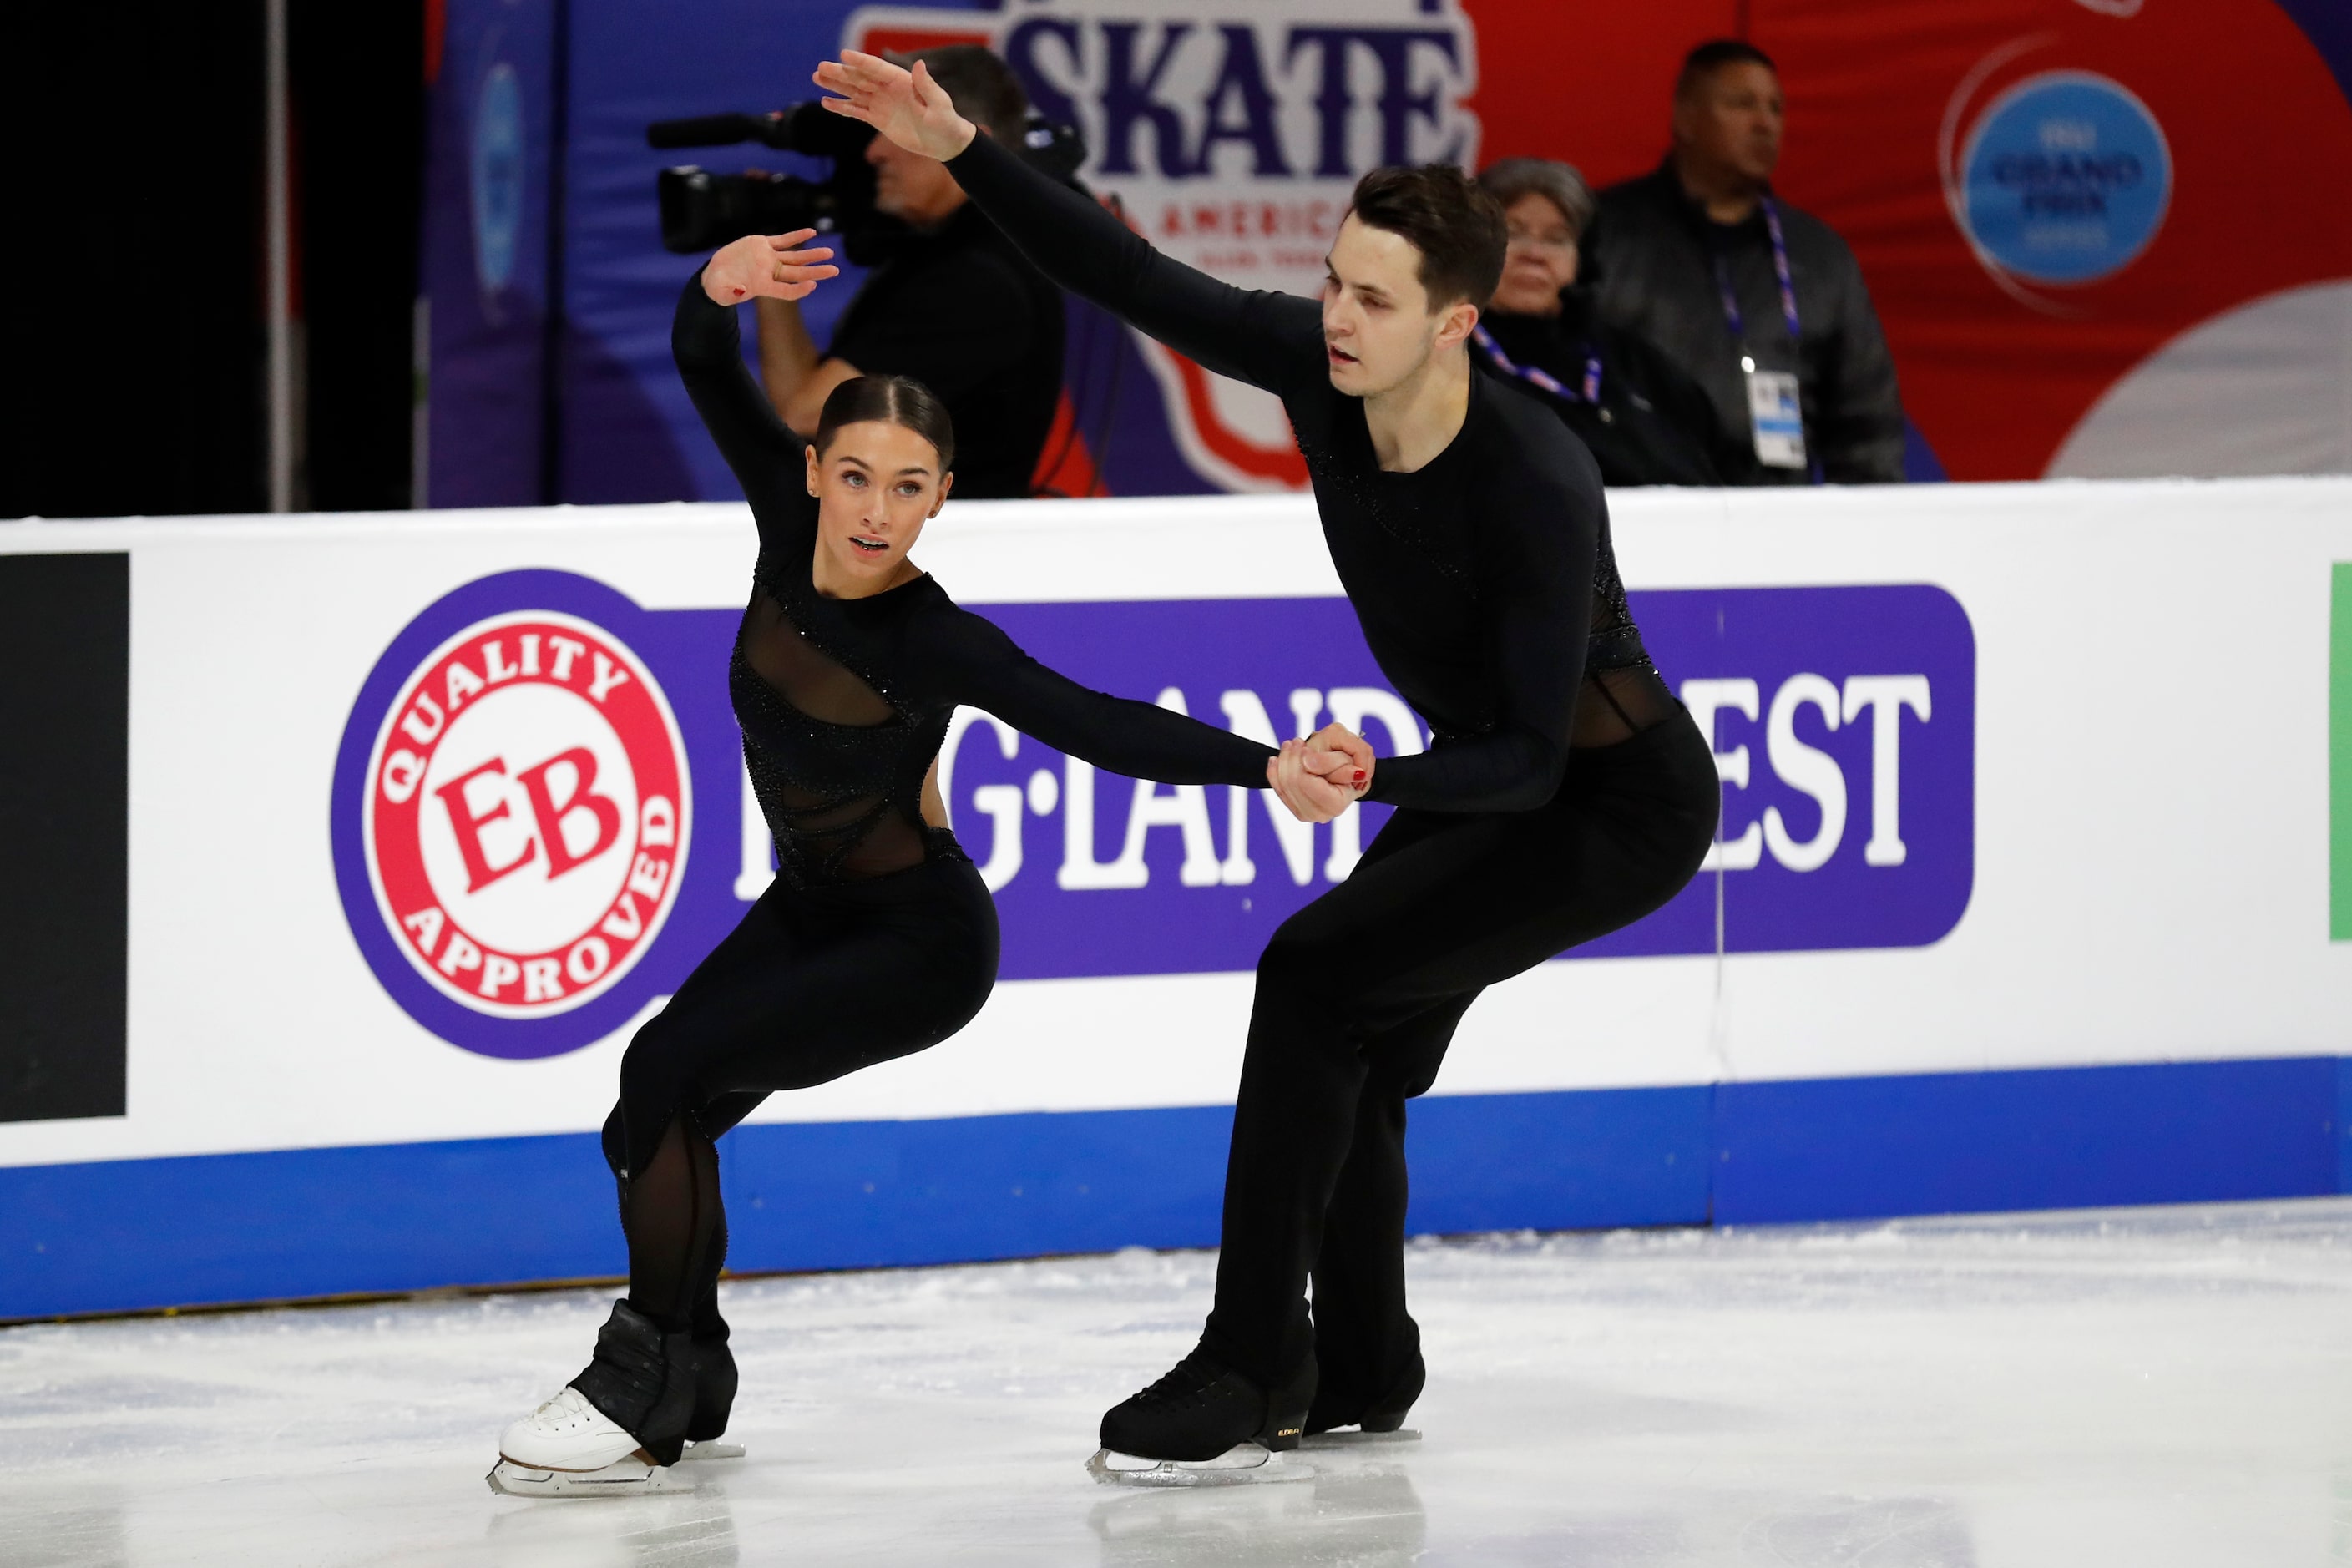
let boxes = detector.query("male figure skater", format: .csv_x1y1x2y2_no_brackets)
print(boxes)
818,52,1719,1482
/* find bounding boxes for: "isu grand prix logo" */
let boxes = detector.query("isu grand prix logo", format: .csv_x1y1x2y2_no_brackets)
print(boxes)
333,573,695,1059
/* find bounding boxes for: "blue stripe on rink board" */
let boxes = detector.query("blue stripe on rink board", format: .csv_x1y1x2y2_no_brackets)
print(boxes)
1714,1056,2345,1223
2339,1057,2352,1196
0,1058,2344,1320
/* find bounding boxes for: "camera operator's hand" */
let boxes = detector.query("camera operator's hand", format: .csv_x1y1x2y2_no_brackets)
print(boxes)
813,52,976,164
701,230,839,307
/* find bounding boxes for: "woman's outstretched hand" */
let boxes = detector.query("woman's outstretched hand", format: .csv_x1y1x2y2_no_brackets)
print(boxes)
812,52,976,163
701,230,839,306
1267,724,1376,825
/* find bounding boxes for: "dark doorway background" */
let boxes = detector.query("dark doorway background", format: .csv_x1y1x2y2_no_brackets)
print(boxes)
1,3,425,518
0,553,128,1124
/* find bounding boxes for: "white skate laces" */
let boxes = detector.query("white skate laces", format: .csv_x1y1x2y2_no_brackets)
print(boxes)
487,1385,746,1498
499,1386,644,1471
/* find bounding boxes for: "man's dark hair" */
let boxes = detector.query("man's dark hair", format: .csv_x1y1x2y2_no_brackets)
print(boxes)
815,374,957,474
1676,38,1778,99
1347,164,1509,311
897,44,1029,144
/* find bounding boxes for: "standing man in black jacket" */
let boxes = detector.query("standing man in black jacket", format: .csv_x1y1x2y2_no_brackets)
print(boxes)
1587,40,1906,484
753,46,1063,498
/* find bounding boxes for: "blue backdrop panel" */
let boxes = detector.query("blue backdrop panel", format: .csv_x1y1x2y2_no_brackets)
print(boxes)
3,1058,2344,1320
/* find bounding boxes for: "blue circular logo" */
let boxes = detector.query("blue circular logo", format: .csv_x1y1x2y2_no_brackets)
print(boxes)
1960,71,2171,285
471,62,524,296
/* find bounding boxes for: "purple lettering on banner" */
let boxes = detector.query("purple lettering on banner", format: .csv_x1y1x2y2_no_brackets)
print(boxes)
1097,21,1195,176
952,597,1412,979
953,584,1975,979
1585,584,1977,959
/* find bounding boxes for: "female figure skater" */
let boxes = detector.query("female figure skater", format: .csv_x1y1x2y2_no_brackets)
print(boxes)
488,230,1352,1496
816,53,1722,1483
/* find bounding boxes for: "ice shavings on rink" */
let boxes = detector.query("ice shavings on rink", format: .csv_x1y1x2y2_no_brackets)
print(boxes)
2,1199,2349,1565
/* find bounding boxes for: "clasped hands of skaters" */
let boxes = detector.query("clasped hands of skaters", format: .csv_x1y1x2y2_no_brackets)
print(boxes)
1267,727,1373,824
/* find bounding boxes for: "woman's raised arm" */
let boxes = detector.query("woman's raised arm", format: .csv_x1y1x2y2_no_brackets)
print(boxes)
672,231,839,554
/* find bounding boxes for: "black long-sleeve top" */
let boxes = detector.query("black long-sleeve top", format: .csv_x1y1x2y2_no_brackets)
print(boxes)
1588,162,1905,485
674,275,1273,887
948,132,1656,814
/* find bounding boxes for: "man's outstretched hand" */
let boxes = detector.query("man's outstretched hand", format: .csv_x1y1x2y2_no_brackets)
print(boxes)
701,230,839,306
814,52,976,163
1267,723,1375,824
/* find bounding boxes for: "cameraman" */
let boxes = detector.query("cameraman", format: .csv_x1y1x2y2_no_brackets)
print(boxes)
755,46,1062,498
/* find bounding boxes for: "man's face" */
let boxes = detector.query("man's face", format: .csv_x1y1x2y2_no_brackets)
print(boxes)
867,132,966,226
1321,215,1464,397
1675,62,1784,185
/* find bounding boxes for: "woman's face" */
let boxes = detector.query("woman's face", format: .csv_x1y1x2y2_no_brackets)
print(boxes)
803,419,952,592
1491,192,1580,316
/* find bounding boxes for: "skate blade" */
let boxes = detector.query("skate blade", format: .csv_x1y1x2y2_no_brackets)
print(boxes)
1086,1444,1307,1487
1297,1425,1420,1450
680,1439,746,1462
486,1456,692,1498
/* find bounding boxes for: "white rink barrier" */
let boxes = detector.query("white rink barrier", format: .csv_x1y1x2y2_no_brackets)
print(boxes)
2,478,2348,1317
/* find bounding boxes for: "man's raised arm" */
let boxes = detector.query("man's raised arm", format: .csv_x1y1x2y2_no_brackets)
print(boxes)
813,51,1318,393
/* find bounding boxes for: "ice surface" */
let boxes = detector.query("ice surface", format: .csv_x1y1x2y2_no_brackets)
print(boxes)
3,1199,2349,1565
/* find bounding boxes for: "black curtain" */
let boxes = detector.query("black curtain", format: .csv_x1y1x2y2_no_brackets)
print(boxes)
1,3,268,518
0,2,422,518
292,0,425,513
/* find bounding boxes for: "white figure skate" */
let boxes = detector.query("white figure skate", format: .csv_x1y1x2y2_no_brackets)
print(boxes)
486,1386,691,1498
1086,1442,1308,1487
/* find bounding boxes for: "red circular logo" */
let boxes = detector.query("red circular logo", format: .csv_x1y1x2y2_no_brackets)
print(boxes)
362,611,690,1019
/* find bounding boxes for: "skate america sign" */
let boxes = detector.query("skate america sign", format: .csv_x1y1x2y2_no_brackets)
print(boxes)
840,0,1480,491
333,574,1974,1059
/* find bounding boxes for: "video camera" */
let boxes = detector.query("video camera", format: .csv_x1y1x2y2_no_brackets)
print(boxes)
650,104,1088,261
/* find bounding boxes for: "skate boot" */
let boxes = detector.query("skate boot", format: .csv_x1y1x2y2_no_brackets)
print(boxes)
1301,1349,1424,1449
488,1301,698,1497
680,1312,744,1463
1089,1346,1316,1486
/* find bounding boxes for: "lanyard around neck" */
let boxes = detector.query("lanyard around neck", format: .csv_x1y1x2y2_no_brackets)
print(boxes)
1472,323,1602,405
1713,198,1801,347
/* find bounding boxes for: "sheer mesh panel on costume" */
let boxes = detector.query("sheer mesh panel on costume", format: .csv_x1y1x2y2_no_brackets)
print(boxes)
743,592,895,725
623,1115,722,1333
1571,576,1677,747
739,590,928,879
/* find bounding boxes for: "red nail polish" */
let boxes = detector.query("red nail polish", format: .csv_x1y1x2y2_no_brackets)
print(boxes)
1352,770,1367,782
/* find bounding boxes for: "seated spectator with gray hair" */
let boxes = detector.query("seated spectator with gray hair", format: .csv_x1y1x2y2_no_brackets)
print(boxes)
1474,158,1728,487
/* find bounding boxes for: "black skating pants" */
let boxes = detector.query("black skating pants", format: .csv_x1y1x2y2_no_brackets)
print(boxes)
1200,712,1720,1409
598,848,999,1333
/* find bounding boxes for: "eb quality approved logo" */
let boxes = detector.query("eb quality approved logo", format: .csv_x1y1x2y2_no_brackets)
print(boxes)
333,573,695,1059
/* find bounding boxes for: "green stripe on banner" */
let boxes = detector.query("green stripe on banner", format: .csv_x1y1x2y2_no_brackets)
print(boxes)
2334,564,2352,939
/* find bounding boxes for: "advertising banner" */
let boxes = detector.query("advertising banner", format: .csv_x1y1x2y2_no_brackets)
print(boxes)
3,479,2349,1318
420,0,2352,507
